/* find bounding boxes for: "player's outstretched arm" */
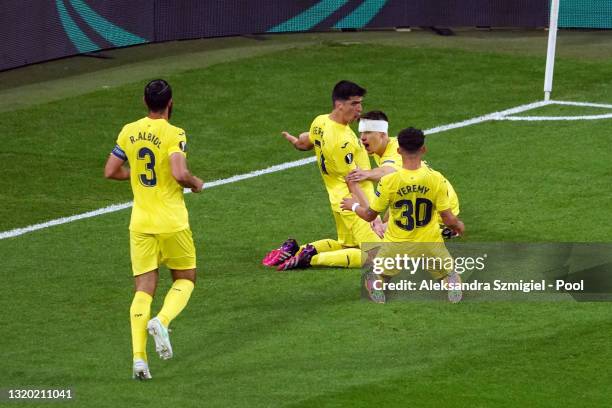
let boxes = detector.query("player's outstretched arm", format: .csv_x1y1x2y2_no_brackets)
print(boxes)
440,209,465,236
170,153,204,193
104,154,130,180
282,131,314,151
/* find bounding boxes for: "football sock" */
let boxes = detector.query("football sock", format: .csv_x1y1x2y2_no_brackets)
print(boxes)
306,239,343,254
157,279,195,328
130,291,152,362
311,248,362,268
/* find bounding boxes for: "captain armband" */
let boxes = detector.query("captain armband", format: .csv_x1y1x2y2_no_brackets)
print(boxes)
111,144,127,161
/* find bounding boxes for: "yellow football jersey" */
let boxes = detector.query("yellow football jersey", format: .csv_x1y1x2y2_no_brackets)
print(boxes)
113,117,190,234
309,114,374,211
373,137,402,171
370,166,450,243
373,137,460,216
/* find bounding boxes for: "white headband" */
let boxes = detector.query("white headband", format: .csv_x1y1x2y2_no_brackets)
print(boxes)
359,119,388,133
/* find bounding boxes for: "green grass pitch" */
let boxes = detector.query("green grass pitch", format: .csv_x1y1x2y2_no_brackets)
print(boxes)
1,31,611,407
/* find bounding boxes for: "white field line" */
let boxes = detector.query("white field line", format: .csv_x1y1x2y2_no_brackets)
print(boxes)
202,157,316,188
0,99,591,241
501,113,612,121
0,157,316,241
424,100,550,134
498,99,612,121
549,100,612,109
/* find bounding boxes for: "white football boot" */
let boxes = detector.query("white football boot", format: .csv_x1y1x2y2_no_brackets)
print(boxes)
364,271,386,304
446,271,463,304
132,359,152,380
147,317,173,360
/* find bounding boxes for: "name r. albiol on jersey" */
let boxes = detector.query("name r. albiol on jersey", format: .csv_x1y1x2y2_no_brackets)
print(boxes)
129,131,162,149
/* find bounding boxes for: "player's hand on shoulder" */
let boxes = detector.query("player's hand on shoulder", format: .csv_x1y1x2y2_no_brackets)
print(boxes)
346,169,368,182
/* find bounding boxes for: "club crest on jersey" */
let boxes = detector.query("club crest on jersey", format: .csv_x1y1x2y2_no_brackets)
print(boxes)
344,153,353,164
179,141,187,152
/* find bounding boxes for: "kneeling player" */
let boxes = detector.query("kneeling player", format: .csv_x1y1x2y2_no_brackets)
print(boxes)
347,110,461,239
341,127,465,303
263,81,383,271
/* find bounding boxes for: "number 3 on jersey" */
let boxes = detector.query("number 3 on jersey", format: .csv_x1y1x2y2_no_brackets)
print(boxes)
138,147,157,187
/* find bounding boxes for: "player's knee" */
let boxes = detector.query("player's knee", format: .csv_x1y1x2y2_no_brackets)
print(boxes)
134,269,158,295
171,268,196,284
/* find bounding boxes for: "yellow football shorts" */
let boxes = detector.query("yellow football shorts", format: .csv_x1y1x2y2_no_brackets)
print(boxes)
333,211,382,248
129,228,196,276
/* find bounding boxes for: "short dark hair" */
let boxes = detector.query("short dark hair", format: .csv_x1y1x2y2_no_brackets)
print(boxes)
332,80,366,104
144,79,172,112
397,127,425,152
360,110,388,122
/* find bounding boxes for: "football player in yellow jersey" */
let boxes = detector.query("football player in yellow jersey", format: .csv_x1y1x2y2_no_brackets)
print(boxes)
346,110,461,239
104,79,204,380
262,81,382,271
341,127,465,303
